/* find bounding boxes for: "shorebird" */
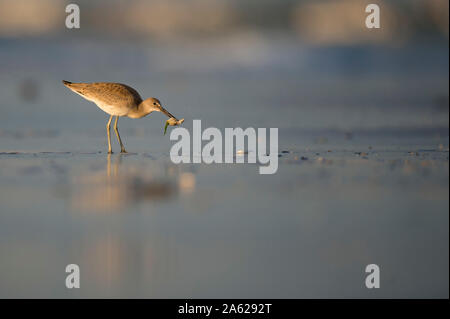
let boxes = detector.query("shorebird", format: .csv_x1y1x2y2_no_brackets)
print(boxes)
62,80,184,153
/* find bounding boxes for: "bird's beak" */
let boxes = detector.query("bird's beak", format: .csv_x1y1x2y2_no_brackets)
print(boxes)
159,105,176,119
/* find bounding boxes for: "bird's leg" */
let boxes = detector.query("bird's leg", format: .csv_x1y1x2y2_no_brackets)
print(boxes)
106,115,113,154
114,116,127,153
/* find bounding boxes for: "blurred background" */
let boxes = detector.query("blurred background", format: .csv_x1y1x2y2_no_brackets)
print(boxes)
0,0,448,134
0,0,448,298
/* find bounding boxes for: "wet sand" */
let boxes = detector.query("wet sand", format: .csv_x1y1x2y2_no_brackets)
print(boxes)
0,133,448,298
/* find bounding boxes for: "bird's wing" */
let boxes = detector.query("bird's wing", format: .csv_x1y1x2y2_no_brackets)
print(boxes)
64,82,143,107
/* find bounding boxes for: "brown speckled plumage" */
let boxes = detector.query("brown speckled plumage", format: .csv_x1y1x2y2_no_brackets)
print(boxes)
62,81,144,116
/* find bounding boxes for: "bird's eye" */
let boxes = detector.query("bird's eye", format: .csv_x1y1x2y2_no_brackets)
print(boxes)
153,102,156,105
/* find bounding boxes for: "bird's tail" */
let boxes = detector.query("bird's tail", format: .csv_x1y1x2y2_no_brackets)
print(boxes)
62,80,89,98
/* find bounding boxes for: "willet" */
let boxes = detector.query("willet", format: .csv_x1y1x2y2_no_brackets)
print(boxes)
62,80,184,153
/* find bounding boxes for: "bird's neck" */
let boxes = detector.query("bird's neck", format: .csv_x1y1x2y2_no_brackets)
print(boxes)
128,102,151,119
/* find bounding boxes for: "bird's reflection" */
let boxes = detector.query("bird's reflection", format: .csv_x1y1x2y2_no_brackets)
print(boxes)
106,153,120,180
68,154,195,294
70,154,187,213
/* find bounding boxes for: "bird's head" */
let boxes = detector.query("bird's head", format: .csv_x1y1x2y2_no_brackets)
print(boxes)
142,97,175,119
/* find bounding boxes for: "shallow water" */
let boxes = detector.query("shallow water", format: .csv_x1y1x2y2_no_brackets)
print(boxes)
0,36,448,298
0,136,448,298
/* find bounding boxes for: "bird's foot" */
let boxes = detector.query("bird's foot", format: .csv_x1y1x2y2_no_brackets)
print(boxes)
120,149,127,154
108,150,113,154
